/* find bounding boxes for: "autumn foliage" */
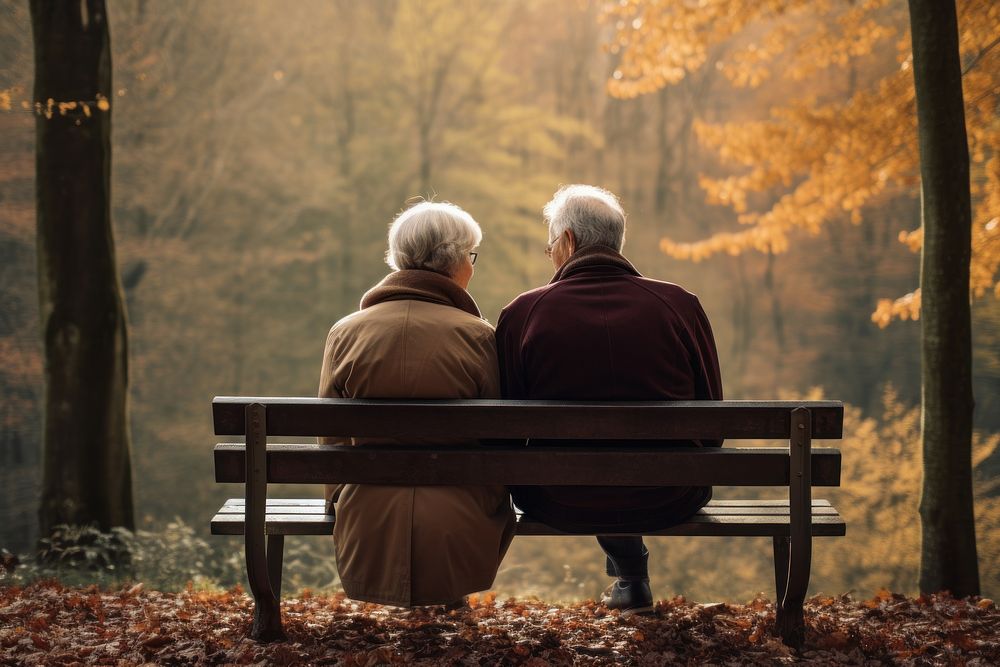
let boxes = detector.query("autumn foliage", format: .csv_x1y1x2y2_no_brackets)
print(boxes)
0,581,998,665
1,0,999,629
606,0,1000,325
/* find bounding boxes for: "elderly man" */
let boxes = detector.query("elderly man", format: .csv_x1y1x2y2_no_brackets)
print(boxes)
496,184,723,615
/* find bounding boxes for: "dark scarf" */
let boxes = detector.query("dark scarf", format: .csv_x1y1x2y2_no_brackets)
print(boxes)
550,244,642,283
360,269,482,318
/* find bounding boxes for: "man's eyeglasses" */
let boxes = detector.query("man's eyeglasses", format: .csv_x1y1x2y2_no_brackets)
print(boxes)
469,251,478,265
544,239,556,258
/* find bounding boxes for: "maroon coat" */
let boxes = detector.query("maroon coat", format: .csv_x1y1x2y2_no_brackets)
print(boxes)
495,245,724,532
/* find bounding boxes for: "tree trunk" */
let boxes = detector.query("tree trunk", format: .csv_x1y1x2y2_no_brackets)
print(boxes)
907,0,978,596
31,0,135,534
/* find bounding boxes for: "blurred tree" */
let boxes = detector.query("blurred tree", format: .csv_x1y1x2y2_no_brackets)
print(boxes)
30,0,135,533
0,0,41,552
908,0,978,597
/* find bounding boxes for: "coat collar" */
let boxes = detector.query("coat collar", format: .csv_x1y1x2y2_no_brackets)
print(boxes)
361,269,482,318
549,244,642,284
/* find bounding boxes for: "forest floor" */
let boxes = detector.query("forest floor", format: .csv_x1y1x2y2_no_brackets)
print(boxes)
1,582,998,665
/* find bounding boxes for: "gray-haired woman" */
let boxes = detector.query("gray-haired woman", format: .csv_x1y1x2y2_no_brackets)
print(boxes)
318,201,516,607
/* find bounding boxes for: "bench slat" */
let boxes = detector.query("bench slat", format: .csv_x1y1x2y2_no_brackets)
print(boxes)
219,497,835,508
214,444,842,487
214,504,841,517
516,515,847,537
213,398,844,440
223,498,327,507
210,499,846,537
211,513,335,536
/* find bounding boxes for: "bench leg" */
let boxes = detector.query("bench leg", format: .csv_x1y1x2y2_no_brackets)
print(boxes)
773,534,807,646
772,535,789,608
245,403,286,642
774,407,813,648
247,534,285,642
267,535,284,601
775,543,808,648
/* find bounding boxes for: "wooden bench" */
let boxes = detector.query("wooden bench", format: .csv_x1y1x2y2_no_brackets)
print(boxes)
210,397,845,646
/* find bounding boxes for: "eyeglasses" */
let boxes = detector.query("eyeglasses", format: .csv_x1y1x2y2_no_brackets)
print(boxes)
544,239,557,258
469,251,477,265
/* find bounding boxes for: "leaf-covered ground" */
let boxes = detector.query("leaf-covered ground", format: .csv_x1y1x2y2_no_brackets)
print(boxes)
1,582,998,665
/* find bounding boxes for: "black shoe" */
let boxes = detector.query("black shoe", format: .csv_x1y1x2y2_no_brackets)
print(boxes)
442,597,468,612
600,579,655,616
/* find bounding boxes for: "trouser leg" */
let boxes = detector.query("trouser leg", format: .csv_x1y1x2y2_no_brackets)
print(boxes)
597,536,648,579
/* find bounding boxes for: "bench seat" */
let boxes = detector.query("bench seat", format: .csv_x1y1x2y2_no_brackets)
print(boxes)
211,497,846,538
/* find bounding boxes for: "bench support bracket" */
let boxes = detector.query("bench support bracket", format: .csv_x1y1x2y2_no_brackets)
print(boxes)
245,403,286,642
774,407,812,647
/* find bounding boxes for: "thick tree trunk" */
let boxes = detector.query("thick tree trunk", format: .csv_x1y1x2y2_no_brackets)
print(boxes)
907,0,978,596
31,0,135,534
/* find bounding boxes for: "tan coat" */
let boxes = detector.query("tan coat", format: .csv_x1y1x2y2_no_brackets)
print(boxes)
318,270,516,606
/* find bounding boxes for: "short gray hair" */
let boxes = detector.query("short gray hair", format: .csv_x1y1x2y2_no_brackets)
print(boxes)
386,201,482,274
543,184,626,251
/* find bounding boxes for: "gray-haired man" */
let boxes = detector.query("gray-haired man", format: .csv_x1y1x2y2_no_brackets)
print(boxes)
497,184,723,614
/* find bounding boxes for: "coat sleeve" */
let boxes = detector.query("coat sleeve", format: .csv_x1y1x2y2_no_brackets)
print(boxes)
690,297,725,448
317,326,348,509
495,305,525,399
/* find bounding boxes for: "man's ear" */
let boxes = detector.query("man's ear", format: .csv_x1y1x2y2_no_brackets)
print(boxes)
565,229,576,254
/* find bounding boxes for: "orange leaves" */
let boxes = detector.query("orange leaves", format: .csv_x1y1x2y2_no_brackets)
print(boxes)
604,0,895,97
898,227,923,253
2,581,1000,664
603,0,742,98
13,93,113,120
872,290,921,328
609,0,1000,322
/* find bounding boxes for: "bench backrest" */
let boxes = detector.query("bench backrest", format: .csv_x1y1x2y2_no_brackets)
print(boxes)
212,398,843,488
213,397,844,439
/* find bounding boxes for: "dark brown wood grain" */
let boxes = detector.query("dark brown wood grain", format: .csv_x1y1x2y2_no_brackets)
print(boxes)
213,443,842,486
210,498,846,538
212,398,844,440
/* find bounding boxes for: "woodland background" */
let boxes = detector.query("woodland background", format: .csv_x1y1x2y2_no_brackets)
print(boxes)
1,0,998,602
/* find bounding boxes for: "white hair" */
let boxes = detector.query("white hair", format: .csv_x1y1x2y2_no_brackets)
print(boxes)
543,184,626,251
386,201,482,274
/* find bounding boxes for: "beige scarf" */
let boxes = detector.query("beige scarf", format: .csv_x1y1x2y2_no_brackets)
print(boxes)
360,269,482,318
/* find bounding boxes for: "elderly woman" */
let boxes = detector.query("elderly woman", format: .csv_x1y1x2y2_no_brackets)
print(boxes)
318,201,516,607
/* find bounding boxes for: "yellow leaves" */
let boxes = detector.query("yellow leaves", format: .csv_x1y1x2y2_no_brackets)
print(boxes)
605,0,900,96
871,290,921,329
611,0,999,321
898,227,922,253
0,88,11,111
972,431,1000,469
24,94,110,120
660,224,790,262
